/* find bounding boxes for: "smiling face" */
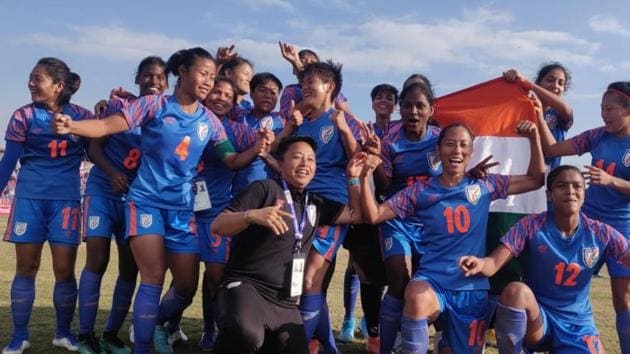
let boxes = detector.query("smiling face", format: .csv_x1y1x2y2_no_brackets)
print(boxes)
372,90,396,116
438,126,474,175
179,57,216,101
279,141,317,189
28,64,64,107
204,80,234,117
399,87,433,135
300,73,334,109
547,169,585,216
538,68,566,96
136,63,168,96
251,79,280,115
601,92,630,135
228,63,253,96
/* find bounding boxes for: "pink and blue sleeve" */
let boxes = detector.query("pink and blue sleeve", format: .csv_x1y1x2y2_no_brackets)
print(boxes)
385,183,421,219
121,95,163,129
485,174,511,200
102,97,129,119
596,222,630,265
345,113,363,140
381,140,394,178
334,91,348,104
570,127,606,156
207,113,229,147
280,85,299,121
500,215,537,257
5,106,32,143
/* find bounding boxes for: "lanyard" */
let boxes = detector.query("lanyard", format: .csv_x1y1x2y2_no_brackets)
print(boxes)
281,179,309,252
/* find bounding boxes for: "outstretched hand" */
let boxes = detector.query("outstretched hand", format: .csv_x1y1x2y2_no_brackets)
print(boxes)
248,205,294,236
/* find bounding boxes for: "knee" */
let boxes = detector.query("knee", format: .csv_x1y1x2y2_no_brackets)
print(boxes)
139,266,165,285
404,280,438,318
220,317,264,352
86,252,109,274
16,261,40,278
387,273,410,299
499,282,534,308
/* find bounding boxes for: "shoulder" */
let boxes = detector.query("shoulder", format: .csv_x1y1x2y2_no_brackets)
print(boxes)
10,103,36,120
65,103,94,119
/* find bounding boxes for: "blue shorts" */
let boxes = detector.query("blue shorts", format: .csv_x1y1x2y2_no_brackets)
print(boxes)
197,221,232,264
125,201,198,254
379,217,423,259
3,197,81,246
528,303,603,354
312,224,349,262
82,195,126,243
413,275,493,354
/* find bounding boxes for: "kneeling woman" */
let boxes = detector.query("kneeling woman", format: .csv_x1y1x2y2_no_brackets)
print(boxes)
210,136,364,354
359,122,545,353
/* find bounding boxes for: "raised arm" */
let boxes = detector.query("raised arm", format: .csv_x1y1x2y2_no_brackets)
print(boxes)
331,152,366,225
503,69,573,123
332,110,361,158
360,154,397,224
506,120,545,195
458,244,513,277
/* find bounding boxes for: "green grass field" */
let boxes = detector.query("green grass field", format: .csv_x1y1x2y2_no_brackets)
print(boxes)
0,216,621,353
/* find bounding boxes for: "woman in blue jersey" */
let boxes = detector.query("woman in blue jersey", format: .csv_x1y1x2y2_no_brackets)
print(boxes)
459,165,629,354
218,55,255,119
0,58,92,354
53,47,271,354
368,82,443,353
194,76,250,351
503,62,573,170
359,122,545,353
77,56,168,354
537,81,630,353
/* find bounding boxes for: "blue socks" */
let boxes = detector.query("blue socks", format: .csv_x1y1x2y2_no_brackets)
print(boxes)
343,269,359,320
104,277,135,333
157,287,192,326
133,283,162,354
78,269,102,335
495,303,527,354
617,309,630,354
53,279,77,337
400,315,428,353
300,293,323,340
315,300,337,354
10,276,35,341
380,293,403,353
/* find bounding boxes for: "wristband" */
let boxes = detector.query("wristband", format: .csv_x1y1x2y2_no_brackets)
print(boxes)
347,177,360,186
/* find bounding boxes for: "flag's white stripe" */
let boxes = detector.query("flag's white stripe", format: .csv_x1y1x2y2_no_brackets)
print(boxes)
467,136,546,214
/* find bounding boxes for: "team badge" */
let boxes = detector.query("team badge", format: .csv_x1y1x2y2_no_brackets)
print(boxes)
198,122,209,141
384,237,393,251
623,149,630,168
88,216,100,230
319,125,335,144
14,222,27,236
260,116,274,130
582,247,600,268
465,185,481,205
140,214,153,228
427,150,441,171
544,112,557,129
306,205,317,226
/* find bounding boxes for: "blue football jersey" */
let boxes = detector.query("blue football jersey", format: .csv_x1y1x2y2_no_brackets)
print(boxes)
85,96,142,200
386,174,511,290
5,103,93,200
231,110,284,194
121,95,232,210
571,127,630,236
381,125,442,197
544,108,572,169
501,212,629,325
295,109,362,204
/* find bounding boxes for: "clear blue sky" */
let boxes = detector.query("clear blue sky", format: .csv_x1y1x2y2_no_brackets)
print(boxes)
2,0,629,166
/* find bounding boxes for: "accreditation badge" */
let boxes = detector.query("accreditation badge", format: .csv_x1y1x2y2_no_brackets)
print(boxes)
193,180,212,211
290,252,305,297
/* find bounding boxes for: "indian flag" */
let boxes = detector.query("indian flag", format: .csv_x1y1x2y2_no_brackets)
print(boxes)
433,78,546,291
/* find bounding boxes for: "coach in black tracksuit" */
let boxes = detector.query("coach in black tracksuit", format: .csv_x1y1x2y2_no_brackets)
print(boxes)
210,136,364,354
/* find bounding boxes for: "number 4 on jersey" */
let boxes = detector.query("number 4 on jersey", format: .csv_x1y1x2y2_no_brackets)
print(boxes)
174,136,191,161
